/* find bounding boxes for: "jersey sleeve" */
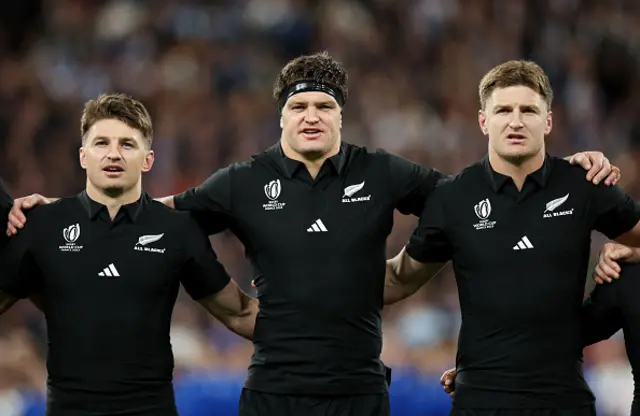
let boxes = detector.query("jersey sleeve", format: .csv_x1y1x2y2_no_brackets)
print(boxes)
386,151,448,216
590,183,640,239
581,280,623,346
405,183,454,263
177,214,232,300
0,180,12,248
173,166,234,235
0,180,11,219
0,215,42,298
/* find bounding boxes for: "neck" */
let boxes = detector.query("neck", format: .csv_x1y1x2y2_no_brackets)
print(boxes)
488,148,545,191
86,180,142,220
280,138,341,179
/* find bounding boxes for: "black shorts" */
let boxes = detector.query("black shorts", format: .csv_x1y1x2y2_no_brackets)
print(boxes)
47,407,177,416
450,405,596,416
239,388,390,416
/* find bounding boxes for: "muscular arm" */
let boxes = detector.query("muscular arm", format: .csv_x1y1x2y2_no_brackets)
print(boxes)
197,281,258,340
385,247,446,305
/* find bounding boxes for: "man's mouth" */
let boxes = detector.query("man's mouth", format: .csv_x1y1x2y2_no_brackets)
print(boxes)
507,133,526,143
103,165,124,175
301,128,322,138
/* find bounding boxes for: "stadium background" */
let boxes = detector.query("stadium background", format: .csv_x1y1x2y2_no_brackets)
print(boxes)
0,0,638,414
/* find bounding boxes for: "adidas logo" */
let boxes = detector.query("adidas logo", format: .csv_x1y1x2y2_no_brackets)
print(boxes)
513,236,534,250
307,219,328,232
98,263,120,277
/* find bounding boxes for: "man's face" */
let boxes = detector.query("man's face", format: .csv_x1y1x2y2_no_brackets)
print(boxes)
479,85,552,164
80,119,154,196
280,91,342,160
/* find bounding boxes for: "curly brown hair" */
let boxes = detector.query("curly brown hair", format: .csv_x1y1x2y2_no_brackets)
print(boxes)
80,93,153,148
273,52,348,105
479,60,553,110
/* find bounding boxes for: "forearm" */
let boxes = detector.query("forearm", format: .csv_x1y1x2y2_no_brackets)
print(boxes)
225,298,259,341
199,284,258,341
384,248,446,305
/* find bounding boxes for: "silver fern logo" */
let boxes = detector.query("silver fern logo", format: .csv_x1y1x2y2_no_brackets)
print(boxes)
545,194,569,212
473,199,496,230
137,233,164,246
264,179,281,201
343,181,365,198
543,193,573,218
59,223,83,252
342,181,371,203
134,233,166,253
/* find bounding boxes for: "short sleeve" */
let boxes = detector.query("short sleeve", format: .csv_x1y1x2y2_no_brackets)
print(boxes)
0,180,11,218
0,217,41,299
386,152,449,216
581,280,622,346
173,166,234,235
178,214,231,300
405,184,454,263
590,183,640,239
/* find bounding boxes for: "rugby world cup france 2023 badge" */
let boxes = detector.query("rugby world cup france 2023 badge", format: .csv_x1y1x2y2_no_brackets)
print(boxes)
263,179,286,211
60,223,83,252
473,198,496,230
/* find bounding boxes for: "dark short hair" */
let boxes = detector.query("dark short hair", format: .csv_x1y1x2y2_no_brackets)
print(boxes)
80,93,153,148
479,60,553,110
273,51,348,106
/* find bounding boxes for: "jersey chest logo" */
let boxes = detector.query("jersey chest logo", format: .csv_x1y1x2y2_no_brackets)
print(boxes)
59,223,83,252
543,193,573,219
473,199,496,230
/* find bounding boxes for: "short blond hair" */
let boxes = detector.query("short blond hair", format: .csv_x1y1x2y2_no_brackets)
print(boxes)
478,60,553,110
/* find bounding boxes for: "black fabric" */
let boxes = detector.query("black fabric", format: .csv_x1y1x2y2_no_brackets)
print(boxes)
450,405,596,416
174,142,447,395
239,389,390,416
406,155,640,408
277,81,346,112
0,192,231,413
0,179,12,248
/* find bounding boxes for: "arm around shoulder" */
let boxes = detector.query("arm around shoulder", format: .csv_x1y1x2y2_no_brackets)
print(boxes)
385,247,446,305
197,281,258,340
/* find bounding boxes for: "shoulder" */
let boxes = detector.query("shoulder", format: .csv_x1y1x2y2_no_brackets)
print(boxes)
151,197,213,230
438,159,485,190
548,156,601,194
26,196,79,221
146,199,200,226
550,156,588,178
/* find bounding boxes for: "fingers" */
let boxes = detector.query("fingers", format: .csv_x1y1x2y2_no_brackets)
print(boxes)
594,260,618,283
440,368,456,397
604,166,621,186
593,243,634,284
590,157,611,185
608,244,634,262
6,194,48,236
8,201,28,231
570,153,590,170
584,155,603,183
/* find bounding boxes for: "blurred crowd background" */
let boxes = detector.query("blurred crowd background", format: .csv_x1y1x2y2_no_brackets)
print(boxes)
0,0,639,415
